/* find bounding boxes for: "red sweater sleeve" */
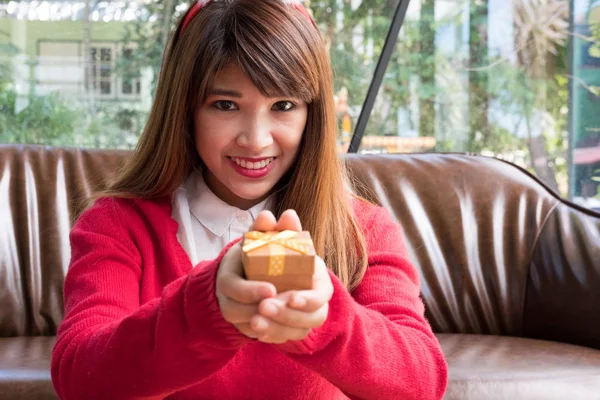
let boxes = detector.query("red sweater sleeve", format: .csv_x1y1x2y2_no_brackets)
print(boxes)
51,198,251,400
277,205,448,400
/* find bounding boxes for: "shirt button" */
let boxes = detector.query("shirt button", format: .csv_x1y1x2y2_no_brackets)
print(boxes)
236,211,251,222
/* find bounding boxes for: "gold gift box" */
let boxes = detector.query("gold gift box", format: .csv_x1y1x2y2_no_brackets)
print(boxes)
242,230,315,293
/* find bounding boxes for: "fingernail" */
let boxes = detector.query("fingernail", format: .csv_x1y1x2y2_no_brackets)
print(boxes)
254,316,268,331
292,295,307,308
258,287,274,299
262,301,278,316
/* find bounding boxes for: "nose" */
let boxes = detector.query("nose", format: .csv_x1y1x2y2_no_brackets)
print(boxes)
236,112,274,151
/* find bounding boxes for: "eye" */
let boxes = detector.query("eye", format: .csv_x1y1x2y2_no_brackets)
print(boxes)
213,100,238,111
272,101,296,112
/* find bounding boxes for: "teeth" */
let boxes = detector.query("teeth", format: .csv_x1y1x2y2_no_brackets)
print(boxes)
232,157,274,170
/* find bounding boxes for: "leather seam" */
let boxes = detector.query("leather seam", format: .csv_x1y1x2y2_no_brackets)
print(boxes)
492,155,600,217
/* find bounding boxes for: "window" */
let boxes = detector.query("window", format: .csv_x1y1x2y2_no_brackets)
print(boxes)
310,0,406,151
0,0,402,150
37,41,80,96
119,48,142,97
350,0,600,211
1,0,599,210
88,45,114,96
36,41,141,100
85,44,141,99
35,41,141,100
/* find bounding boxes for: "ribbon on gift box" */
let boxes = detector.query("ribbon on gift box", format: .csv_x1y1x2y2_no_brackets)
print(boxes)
243,230,313,276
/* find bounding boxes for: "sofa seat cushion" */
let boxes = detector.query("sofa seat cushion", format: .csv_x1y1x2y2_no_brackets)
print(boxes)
439,334,600,399
1,334,600,399
0,337,57,399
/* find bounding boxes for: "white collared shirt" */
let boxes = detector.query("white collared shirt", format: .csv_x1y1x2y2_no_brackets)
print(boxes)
171,170,273,266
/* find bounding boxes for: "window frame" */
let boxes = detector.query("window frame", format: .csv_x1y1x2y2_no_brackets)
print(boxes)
347,0,412,153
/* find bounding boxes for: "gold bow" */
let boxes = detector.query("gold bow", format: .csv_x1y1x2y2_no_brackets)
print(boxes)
243,230,312,276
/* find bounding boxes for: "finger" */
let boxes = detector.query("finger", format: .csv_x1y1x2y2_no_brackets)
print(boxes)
219,296,259,324
284,259,334,312
217,243,277,303
287,280,333,312
274,288,324,313
217,274,276,304
250,315,310,343
250,210,277,232
235,322,260,339
271,290,317,312
258,298,328,329
275,209,302,232
218,242,244,276
258,335,290,345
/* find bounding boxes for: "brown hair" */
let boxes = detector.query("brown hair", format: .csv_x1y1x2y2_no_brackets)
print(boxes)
101,0,368,290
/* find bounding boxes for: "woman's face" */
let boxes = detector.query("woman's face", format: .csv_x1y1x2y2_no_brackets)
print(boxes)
194,63,308,210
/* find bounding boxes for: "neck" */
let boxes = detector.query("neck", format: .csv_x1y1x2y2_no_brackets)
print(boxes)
202,170,270,210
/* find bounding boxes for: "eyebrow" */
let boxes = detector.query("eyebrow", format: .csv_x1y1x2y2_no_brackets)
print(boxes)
208,88,243,97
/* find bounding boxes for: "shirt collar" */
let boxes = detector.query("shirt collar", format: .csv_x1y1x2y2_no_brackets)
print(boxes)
184,170,273,237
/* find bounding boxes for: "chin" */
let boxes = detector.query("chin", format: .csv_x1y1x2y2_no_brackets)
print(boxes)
232,186,270,200
236,192,270,202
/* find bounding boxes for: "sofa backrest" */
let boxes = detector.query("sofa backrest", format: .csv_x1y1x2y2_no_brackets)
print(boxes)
345,154,600,350
1,145,599,349
1,145,128,337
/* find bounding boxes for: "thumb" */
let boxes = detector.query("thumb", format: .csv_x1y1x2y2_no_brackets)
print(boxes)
275,209,303,232
250,210,278,232
218,241,244,277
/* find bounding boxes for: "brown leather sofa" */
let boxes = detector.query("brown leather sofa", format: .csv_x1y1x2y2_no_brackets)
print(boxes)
1,144,599,399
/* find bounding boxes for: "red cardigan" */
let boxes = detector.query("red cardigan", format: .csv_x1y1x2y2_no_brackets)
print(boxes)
51,196,447,400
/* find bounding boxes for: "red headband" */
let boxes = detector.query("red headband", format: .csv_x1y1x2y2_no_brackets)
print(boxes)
181,0,317,33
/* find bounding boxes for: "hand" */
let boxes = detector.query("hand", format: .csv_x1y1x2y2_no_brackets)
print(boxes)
248,209,334,344
253,255,333,344
216,242,277,339
214,209,311,339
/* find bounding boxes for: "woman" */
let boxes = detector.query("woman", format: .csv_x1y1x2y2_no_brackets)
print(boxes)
51,1,448,398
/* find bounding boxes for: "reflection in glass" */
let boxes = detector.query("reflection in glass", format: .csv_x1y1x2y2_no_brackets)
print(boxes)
570,0,600,210
0,0,400,151
1,0,599,211
359,0,600,211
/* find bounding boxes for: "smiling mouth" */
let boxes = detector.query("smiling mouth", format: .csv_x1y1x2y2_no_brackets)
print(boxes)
229,157,276,170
